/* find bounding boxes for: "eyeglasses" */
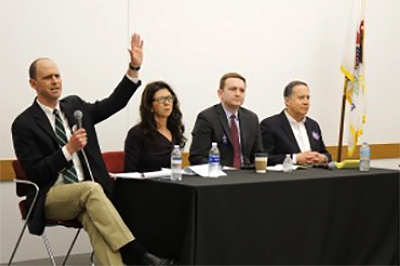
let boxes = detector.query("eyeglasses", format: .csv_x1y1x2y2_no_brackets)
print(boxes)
153,95,175,104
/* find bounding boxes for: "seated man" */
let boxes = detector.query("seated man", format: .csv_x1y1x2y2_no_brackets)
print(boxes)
260,80,332,166
189,72,264,168
11,33,174,266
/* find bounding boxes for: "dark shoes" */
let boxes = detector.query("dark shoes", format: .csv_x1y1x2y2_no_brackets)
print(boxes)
143,253,176,266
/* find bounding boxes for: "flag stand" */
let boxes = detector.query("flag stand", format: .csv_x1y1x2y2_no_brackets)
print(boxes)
337,78,349,162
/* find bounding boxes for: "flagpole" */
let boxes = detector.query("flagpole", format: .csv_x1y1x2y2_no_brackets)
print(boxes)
337,78,349,162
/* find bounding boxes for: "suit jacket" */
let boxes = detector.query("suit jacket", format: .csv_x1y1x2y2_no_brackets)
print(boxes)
189,103,264,167
260,110,332,166
11,76,140,235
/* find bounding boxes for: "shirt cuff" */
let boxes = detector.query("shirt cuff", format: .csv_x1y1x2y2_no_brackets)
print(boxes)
125,74,140,84
292,154,297,164
62,146,73,161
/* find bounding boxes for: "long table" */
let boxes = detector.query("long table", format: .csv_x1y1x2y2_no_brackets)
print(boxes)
112,168,399,265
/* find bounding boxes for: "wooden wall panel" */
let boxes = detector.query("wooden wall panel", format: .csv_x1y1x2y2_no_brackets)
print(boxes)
0,159,15,182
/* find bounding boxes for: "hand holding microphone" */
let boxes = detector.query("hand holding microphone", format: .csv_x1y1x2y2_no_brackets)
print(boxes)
68,129,87,152
72,110,94,181
65,110,87,154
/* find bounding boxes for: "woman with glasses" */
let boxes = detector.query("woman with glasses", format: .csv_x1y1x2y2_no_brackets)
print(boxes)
124,81,186,173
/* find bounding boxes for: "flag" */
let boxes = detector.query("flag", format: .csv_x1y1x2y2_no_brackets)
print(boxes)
340,0,366,157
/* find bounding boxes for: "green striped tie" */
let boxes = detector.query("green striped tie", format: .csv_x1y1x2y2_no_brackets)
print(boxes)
53,109,79,183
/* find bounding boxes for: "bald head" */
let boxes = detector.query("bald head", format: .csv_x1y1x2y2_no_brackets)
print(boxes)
29,57,55,80
28,58,62,108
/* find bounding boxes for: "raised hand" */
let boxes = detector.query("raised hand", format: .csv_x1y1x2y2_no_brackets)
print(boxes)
128,33,144,69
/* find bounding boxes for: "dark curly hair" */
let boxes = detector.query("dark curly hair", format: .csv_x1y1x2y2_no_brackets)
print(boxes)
139,81,186,147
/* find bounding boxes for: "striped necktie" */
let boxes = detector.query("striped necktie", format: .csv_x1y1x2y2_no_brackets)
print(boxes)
53,109,79,183
230,115,241,169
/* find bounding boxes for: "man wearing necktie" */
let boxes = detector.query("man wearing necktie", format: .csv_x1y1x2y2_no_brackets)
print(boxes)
11,33,174,266
189,72,264,168
260,80,332,166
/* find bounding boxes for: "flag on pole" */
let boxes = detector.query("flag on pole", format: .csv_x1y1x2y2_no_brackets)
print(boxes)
340,0,366,157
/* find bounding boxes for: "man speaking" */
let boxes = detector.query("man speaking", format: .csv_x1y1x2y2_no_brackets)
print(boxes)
11,33,174,266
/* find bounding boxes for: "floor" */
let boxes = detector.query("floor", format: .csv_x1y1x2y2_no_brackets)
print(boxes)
2,253,93,266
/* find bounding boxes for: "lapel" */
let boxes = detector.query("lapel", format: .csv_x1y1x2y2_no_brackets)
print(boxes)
279,111,301,152
305,119,318,150
216,104,233,144
32,100,57,144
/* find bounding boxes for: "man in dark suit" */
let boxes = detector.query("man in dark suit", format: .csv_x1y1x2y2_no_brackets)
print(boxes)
260,80,332,166
189,72,264,168
11,33,174,266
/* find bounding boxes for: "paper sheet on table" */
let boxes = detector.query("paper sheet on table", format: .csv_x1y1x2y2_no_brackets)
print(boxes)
266,164,306,171
112,168,171,179
185,164,227,177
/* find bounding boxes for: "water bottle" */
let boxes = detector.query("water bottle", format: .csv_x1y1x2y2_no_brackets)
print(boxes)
171,145,182,181
208,142,221,178
359,142,371,172
282,154,293,172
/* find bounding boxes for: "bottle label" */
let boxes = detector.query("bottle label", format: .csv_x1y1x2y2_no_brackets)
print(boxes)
171,158,182,164
360,148,370,158
209,155,220,163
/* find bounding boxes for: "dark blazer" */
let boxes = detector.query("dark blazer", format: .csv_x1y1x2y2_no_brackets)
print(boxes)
260,110,332,166
189,103,264,167
11,76,140,235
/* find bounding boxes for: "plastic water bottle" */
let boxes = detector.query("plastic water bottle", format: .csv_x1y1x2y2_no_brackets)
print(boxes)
359,142,371,172
208,142,221,178
171,145,182,181
282,154,293,172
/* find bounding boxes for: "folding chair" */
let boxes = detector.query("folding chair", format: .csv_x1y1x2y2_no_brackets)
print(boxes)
102,151,125,175
8,160,87,266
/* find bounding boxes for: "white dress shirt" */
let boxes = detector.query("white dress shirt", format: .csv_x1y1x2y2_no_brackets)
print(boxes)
37,100,85,185
284,110,311,164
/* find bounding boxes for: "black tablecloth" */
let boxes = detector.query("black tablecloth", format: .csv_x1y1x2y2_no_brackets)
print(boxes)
112,168,399,265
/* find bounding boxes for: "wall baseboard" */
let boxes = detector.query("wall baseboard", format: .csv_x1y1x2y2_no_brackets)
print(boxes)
326,143,400,161
1,143,399,182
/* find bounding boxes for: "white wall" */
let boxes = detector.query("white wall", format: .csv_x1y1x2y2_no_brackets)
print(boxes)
0,0,131,160
1,0,399,263
1,0,399,159
128,0,400,151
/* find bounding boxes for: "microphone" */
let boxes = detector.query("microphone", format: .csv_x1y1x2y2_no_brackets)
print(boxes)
326,161,337,170
73,110,94,182
74,110,83,129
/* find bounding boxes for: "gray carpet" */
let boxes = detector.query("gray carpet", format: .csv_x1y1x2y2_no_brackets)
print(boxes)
2,253,93,266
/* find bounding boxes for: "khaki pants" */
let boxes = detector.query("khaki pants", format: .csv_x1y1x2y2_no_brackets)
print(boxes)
45,181,134,266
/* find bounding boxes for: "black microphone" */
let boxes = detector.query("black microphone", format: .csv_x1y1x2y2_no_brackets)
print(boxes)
74,110,83,129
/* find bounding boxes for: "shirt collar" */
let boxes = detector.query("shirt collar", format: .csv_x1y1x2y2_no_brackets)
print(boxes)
36,98,61,117
284,109,306,125
221,105,239,120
